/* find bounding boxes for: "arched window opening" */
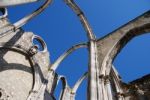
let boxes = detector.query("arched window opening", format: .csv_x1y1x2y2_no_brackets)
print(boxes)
53,47,88,100
75,78,87,100
54,80,64,100
113,33,150,83
0,11,3,16
55,48,88,87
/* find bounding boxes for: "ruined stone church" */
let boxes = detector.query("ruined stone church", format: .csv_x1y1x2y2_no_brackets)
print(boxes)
0,0,149,100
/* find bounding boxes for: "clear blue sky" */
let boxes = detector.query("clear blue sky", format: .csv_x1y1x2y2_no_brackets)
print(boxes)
7,0,150,99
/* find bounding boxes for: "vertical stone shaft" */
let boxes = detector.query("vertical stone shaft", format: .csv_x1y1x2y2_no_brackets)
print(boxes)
64,0,101,100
